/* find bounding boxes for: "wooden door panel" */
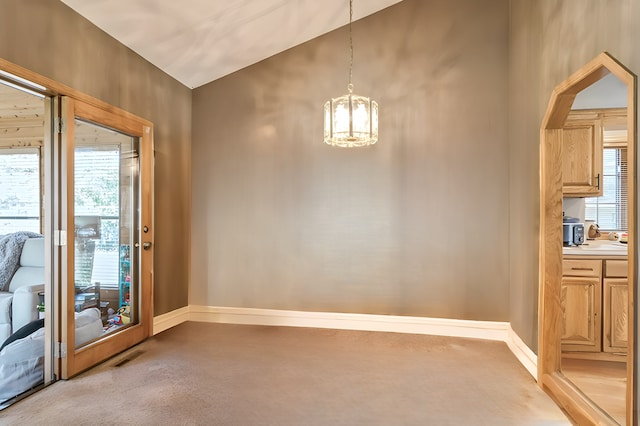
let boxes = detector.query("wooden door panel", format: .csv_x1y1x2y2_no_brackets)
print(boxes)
562,125,594,186
562,118,602,196
60,97,153,379
561,277,601,352
603,278,628,353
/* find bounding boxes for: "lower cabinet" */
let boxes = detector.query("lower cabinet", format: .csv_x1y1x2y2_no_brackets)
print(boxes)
561,258,628,356
603,278,629,352
561,276,601,352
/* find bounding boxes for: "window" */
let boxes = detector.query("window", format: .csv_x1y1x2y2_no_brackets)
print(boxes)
75,146,121,287
585,147,627,231
0,145,122,286
0,148,41,233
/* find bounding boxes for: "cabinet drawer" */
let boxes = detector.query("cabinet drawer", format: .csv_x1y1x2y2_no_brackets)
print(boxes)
563,259,602,277
605,260,628,278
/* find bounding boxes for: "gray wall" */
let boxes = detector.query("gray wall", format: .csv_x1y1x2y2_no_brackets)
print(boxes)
0,0,192,315
4,0,636,369
191,0,510,320
508,0,639,352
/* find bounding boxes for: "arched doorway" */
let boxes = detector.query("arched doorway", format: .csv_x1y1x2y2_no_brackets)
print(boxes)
538,52,636,425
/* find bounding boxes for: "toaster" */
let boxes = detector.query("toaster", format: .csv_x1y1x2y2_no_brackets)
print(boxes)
563,222,585,246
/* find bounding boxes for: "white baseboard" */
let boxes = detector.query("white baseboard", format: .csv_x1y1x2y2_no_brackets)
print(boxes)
506,326,538,380
153,305,537,379
189,305,511,341
153,306,190,335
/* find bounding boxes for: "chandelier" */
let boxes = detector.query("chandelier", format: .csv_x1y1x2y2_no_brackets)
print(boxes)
323,0,378,147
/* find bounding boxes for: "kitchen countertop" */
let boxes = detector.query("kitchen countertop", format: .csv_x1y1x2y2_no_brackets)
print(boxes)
563,239,628,257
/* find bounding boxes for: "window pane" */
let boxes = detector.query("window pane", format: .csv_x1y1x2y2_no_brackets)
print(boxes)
595,204,617,230
74,148,120,287
73,118,138,348
603,149,617,174
585,147,627,231
0,149,40,233
599,175,616,203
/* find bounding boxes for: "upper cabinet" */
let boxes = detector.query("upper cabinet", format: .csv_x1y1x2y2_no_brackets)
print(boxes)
562,108,627,197
562,111,603,197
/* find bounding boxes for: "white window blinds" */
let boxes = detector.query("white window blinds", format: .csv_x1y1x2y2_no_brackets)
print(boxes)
74,147,120,287
585,147,628,231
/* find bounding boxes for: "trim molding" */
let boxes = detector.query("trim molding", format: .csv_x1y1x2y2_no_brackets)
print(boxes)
153,306,537,380
506,326,538,379
189,305,511,340
153,306,190,335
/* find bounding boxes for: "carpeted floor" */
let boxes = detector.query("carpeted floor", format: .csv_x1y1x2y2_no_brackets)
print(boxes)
2,322,570,425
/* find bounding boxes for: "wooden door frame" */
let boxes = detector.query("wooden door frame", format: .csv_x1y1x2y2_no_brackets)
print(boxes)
539,52,636,425
0,58,155,380
60,97,154,378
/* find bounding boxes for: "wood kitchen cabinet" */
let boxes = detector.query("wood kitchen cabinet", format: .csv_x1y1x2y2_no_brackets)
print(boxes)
561,259,602,352
561,276,601,352
561,112,603,197
561,258,628,357
561,108,627,197
603,260,629,353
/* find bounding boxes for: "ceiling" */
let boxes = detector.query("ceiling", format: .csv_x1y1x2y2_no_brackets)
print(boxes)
572,73,627,110
0,83,45,146
60,0,403,89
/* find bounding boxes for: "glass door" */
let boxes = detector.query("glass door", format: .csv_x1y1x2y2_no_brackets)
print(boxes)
0,77,52,407
58,97,153,379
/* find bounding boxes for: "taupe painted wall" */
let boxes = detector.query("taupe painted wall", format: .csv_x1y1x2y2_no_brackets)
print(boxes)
192,0,510,320
7,0,634,350
0,0,192,315
508,0,639,352
6,0,635,365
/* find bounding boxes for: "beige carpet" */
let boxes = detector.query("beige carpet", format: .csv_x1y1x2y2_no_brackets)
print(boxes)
2,322,570,425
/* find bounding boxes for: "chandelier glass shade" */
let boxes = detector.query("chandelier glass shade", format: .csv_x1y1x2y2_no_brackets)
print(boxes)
323,0,378,147
324,88,378,147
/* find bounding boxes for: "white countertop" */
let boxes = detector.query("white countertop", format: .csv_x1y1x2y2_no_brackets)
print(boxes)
563,239,628,257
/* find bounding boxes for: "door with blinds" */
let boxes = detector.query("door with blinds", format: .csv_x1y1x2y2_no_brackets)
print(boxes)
58,97,153,379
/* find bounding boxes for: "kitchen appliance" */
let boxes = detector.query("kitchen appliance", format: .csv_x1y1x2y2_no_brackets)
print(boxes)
563,216,585,246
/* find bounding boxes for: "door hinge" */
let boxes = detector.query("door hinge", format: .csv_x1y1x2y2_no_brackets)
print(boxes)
54,117,65,134
54,230,67,246
55,342,67,359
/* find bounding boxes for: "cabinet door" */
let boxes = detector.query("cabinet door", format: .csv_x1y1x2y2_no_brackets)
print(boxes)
561,119,603,197
561,277,601,352
603,278,628,353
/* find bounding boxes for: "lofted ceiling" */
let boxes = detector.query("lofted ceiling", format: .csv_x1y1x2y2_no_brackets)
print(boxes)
60,0,404,89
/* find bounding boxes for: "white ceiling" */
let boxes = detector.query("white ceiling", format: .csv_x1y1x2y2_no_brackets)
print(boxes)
572,73,627,110
60,0,403,89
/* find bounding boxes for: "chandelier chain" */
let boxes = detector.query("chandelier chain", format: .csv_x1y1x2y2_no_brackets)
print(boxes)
323,0,378,147
348,0,353,93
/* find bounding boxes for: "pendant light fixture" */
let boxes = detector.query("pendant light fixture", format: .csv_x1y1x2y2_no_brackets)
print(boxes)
323,0,378,147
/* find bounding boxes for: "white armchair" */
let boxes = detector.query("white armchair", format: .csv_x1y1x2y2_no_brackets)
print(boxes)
0,238,44,344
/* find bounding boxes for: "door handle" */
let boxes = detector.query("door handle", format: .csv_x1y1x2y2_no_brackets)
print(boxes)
143,242,152,250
